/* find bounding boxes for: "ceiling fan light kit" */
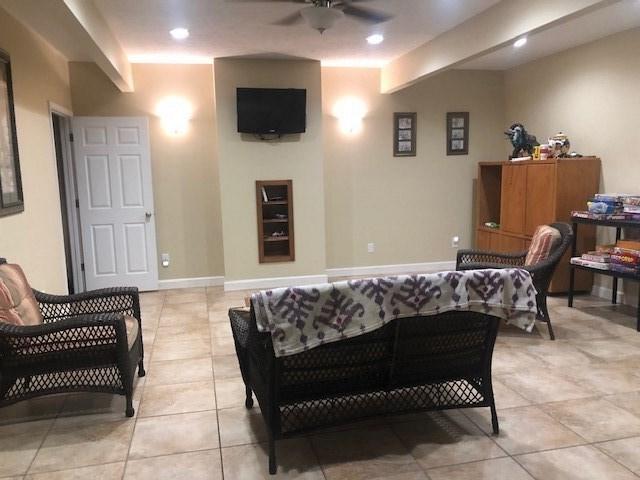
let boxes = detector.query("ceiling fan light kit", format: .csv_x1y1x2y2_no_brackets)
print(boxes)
300,6,344,34
267,0,393,33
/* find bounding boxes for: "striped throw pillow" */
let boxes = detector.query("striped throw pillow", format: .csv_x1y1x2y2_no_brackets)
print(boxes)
525,226,561,266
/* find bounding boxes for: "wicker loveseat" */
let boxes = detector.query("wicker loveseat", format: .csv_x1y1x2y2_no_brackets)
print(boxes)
456,222,573,340
230,304,501,475
0,259,145,417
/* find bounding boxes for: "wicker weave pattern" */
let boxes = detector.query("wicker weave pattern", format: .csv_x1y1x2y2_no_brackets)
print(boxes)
456,222,573,340
229,306,500,474
0,285,144,417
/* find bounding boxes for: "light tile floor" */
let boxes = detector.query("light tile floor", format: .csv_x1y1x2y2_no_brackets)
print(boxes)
2,288,640,479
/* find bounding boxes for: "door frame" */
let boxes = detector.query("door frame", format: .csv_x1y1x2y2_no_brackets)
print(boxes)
48,101,86,293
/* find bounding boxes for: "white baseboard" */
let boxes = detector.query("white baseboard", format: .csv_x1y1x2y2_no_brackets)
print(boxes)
160,261,458,292
224,274,329,292
591,284,633,306
158,275,224,290
326,261,457,278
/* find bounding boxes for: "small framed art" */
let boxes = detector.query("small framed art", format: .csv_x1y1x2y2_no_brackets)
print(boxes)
446,112,469,156
393,112,416,157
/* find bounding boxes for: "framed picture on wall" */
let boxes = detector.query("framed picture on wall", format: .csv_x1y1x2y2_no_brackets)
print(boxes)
393,112,416,157
446,112,469,156
0,50,23,216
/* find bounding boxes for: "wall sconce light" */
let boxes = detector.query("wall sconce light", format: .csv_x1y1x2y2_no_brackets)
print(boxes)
333,97,366,134
156,96,192,135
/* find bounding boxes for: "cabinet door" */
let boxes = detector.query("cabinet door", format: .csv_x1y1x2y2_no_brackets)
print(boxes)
498,234,526,253
525,164,556,236
476,229,492,250
500,164,527,234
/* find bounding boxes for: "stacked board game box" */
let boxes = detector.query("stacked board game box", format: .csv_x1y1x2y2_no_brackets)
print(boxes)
610,241,640,276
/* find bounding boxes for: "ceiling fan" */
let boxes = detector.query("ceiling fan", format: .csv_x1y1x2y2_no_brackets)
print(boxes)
244,0,394,34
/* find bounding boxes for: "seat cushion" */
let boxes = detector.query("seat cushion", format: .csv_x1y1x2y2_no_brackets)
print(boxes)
0,264,43,326
124,315,139,350
525,225,562,266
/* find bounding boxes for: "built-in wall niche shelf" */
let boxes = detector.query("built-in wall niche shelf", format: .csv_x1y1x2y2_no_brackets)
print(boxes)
256,180,295,263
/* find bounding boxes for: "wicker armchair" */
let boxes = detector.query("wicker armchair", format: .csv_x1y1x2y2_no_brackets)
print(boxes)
0,259,145,417
456,222,573,340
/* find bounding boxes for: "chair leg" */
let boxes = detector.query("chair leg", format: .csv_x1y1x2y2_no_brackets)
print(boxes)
490,402,499,435
138,359,146,377
245,386,254,409
125,393,135,417
538,294,555,341
268,433,277,475
546,320,555,341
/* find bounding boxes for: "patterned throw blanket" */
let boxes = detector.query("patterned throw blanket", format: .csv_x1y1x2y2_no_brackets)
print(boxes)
252,269,537,357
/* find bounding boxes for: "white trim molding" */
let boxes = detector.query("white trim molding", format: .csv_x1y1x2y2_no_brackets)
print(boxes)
591,284,631,306
224,274,329,292
326,261,457,279
158,276,224,290
159,261,460,292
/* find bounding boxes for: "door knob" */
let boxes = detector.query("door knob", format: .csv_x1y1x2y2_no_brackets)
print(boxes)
145,212,153,219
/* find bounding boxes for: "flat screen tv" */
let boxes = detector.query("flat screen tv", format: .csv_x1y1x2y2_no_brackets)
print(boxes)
237,88,306,135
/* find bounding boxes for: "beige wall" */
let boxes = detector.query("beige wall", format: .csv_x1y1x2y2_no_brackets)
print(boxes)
69,62,224,280
504,27,640,299
322,67,505,269
214,59,326,282
0,8,72,292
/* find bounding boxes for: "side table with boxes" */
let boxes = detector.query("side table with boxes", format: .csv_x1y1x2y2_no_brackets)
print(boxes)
568,198,640,329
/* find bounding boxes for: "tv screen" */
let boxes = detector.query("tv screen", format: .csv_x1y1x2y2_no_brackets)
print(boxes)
237,88,306,134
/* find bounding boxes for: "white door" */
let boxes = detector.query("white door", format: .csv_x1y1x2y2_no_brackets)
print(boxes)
72,117,158,291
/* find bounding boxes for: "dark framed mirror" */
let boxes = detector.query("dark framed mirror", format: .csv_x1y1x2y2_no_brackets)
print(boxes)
0,49,23,216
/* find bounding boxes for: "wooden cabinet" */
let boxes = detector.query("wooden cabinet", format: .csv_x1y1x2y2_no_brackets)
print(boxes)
525,163,556,236
475,157,601,293
500,164,527,234
256,180,295,263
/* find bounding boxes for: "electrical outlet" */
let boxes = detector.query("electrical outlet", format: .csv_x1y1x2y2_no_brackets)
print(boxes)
161,253,170,268
451,236,460,248
367,243,375,253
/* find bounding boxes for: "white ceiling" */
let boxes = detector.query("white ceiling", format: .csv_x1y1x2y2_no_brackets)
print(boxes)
460,0,640,70
91,0,503,66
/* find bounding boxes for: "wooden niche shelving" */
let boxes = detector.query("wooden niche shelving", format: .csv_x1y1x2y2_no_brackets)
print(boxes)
256,180,295,263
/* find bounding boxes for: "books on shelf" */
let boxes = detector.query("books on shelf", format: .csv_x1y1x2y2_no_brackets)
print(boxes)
596,244,616,253
610,264,640,275
570,257,611,270
571,211,630,221
581,251,610,263
261,187,269,203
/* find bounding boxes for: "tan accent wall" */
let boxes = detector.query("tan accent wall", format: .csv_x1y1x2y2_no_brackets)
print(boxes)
504,27,640,298
69,62,224,281
214,58,326,282
322,67,505,269
0,8,72,293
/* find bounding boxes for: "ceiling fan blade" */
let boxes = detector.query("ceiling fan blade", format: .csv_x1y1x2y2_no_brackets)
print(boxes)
342,5,393,24
230,0,308,3
272,11,305,25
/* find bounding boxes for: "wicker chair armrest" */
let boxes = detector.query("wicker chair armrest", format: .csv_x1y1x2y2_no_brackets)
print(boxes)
456,249,527,269
0,313,128,356
33,287,140,324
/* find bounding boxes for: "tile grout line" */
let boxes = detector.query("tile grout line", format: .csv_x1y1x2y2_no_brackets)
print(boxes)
208,289,226,480
121,293,165,479
23,394,65,476
460,401,640,479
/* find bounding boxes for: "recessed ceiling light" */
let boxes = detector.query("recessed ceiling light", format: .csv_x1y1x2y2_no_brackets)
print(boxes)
170,28,189,40
366,34,384,45
513,37,527,48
